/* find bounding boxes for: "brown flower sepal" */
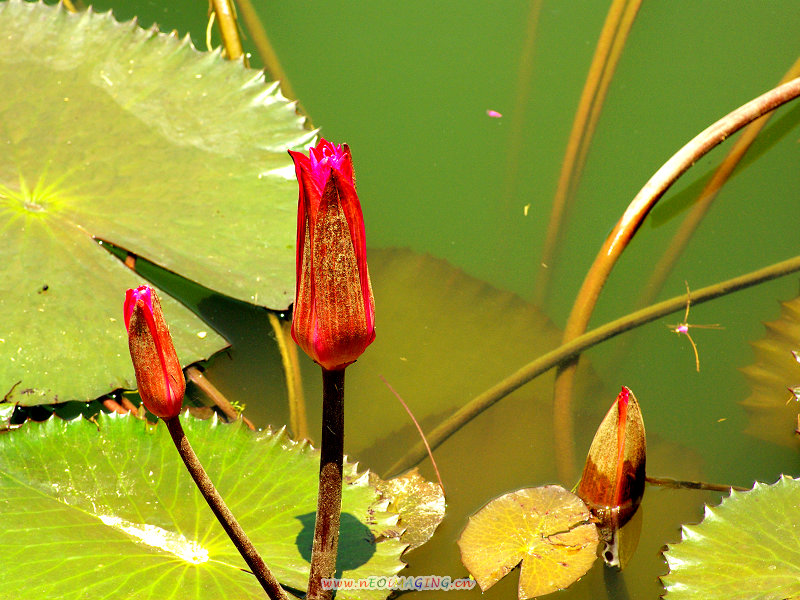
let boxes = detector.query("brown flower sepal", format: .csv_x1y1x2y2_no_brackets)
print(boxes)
577,386,646,530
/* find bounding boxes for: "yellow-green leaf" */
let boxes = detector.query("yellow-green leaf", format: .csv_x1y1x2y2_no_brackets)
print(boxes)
458,485,598,599
372,468,445,552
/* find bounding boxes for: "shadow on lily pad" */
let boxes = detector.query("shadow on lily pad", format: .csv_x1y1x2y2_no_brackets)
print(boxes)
296,512,377,576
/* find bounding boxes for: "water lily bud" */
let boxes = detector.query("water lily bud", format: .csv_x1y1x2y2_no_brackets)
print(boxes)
124,286,185,419
577,386,646,528
288,139,375,371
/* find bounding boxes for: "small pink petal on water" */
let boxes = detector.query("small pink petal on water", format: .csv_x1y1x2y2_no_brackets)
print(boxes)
486,109,503,118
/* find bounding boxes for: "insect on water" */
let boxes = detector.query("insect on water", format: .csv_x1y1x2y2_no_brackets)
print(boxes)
667,281,723,372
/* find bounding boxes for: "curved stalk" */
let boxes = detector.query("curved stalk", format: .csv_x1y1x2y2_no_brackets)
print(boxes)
534,0,641,306
164,416,287,600
386,253,800,475
638,57,800,310
552,77,800,481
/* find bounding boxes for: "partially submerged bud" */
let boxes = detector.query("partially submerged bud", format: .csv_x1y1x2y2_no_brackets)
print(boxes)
124,286,185,419
577,386,646,528
288,139,375,371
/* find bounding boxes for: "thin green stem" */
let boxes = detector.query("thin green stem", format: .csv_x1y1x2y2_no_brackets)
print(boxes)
386,253,800,475
306,368,345,600
164,416,288,600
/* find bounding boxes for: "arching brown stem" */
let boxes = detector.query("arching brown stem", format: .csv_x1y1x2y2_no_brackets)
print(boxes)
637,56,800,313
553,77,800,481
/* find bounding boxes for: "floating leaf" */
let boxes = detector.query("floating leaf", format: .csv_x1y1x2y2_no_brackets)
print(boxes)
740,296,800,446
662,475,800,599
0,0,313,405
458,485,598,599
371,468,445,552
0,413,405,600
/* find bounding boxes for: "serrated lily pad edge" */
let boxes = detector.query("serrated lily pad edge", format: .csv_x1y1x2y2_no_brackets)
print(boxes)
660,475,800,597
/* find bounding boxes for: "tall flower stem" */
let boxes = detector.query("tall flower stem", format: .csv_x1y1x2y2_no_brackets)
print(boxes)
307,368,346,600
163,416,288,600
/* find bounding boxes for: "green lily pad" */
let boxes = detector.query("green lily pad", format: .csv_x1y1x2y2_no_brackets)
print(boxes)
662,476,800,599
457,485,598,599
0,0,313,405
0,412,405,600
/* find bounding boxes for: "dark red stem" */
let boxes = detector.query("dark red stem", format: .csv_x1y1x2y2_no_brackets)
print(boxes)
306,368,345,600
164,416,288,600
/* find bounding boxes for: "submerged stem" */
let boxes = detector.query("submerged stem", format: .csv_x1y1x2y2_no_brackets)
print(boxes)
387,253,800,475
534,0,641,306
646,476,749,493
164,416,288,600
268,313,309,441
637,56,800,315
235,0,299,104
185,366,255,430
306,368,345,600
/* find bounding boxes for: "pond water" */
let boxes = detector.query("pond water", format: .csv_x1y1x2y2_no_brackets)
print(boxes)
86,0,800,597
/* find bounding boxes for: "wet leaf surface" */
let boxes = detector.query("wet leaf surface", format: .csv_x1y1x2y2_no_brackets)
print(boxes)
371,468,445,552
0,1,312,405
0,413,405,600
458,485,598,599
663,475,800,600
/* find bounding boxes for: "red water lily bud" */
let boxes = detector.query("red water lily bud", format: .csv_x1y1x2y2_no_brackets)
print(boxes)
577,386,646,527
124,286,186,419
288,139,375,371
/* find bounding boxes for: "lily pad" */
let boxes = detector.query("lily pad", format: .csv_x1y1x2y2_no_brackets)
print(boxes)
739,296,800,446
370,468,445,552
457,485,598,599
662,476,800,599
0,0,313,405
0,412,405,600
